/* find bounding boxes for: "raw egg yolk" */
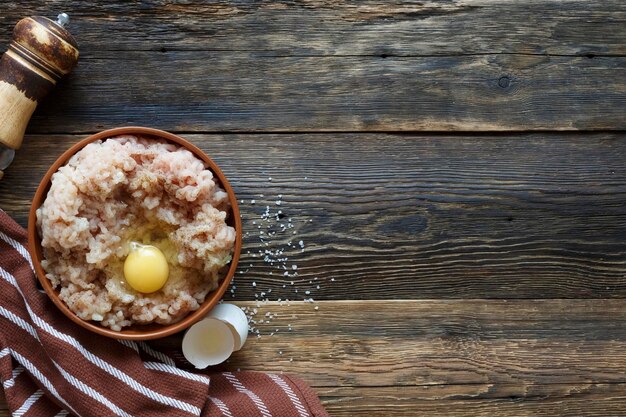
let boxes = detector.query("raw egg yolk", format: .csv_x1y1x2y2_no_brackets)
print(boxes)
123,243,169,293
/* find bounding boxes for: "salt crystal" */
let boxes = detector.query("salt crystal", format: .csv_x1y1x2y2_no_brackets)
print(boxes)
292,265,297,270
268,177,272,181
251,200,256,204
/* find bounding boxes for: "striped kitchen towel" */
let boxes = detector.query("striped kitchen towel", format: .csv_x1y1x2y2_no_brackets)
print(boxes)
0,209,329,417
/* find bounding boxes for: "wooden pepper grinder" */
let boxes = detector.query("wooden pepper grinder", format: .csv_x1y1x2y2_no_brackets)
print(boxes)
0,13,79,180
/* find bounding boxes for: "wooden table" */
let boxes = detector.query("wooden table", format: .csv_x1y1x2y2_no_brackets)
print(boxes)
1,1,625,415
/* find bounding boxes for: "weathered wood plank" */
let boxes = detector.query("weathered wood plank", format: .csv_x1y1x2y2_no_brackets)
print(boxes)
1,1,624,56
2,384,626,416
156,300,626,387
23,52,626,132
318,384,626,416
1,133,624,299
4,300,626,415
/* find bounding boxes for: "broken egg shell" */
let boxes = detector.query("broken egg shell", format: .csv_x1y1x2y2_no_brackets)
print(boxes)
208,303,249,351
182,318,235,368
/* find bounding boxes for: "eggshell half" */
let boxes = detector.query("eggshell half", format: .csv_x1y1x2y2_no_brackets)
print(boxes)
208,303,249,351
182,318,235,368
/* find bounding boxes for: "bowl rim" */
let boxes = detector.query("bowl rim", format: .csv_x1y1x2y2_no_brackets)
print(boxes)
27,126,242,340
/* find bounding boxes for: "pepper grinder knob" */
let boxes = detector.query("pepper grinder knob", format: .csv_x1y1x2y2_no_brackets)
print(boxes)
0,13,79,150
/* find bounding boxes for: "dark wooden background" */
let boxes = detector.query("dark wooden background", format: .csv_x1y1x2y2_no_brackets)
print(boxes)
1,1,625,415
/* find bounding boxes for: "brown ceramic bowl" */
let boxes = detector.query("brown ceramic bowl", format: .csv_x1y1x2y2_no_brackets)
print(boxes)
27,127,242,340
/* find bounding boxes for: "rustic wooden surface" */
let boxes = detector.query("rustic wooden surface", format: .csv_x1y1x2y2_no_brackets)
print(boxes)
1,1,625,415
4,133,626,300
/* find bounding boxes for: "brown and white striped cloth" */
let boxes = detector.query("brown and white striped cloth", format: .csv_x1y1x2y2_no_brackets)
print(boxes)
0,209,329,417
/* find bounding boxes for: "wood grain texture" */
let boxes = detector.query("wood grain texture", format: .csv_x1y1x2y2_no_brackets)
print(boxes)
1,1,624,56
155,301,626,388
318,384,626,416
21,52,626,132
1,384,626,417
3,1,624,132
0,1,623,416
1,133,624,299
